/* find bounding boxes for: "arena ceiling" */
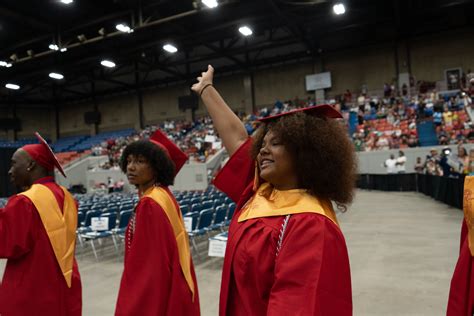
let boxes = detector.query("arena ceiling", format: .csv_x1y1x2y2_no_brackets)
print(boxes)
0,0,473,106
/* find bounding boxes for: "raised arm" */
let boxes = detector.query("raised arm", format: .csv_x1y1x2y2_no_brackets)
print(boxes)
191,65,248,156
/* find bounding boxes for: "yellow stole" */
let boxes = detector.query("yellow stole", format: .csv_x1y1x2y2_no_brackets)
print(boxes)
463,176,474,256
238,182,339,227
19,184,77,288
143,186,196,300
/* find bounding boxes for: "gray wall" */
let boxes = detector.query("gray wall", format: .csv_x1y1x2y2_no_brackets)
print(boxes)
7,29,474,139
357,145,473,174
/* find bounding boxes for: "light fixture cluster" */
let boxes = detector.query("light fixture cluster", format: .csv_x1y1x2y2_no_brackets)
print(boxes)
2,0,258,91
333,3,346,15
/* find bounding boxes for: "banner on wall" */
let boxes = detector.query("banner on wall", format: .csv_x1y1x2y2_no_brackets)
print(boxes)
305,72,332,91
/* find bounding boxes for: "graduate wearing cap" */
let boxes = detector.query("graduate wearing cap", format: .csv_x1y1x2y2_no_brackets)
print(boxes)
447,176,474,315
115,130,200,316
0,132,82,316
192,66,357,315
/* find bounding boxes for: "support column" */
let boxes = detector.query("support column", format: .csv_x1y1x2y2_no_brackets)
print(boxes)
395,41,412,95
243,74,255,114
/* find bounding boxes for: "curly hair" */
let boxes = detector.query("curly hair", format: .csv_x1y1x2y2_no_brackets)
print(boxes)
251,112,357,209
119,140,176,186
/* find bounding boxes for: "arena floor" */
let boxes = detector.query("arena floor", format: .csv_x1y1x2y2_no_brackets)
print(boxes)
0,189,464,315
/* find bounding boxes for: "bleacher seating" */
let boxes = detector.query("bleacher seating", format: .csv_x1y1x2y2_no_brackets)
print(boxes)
52,135,88,152
70,128,136,152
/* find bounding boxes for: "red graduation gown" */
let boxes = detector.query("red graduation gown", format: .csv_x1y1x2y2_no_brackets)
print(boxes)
213,139,352,316
0,177,82,316
115,186,200,316
447,219,474,315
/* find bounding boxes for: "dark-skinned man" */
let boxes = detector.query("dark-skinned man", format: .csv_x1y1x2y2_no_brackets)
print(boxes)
0,132,82,316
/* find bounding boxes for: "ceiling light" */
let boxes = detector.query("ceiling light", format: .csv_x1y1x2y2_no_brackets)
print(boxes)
5,83,20,90
59,0,73,4
202,0,218,8
9,54,18,62
163,44,178,53
333,3,346,15
116,24,133,33
101,60,116,68
49,72,64,80
0,61,12,68
238,26,253,36
49,44,59,51
60,47,68,52
27,50,34,57
98,28,106,36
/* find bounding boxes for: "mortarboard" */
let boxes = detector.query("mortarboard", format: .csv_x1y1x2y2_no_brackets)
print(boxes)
22,132,66,177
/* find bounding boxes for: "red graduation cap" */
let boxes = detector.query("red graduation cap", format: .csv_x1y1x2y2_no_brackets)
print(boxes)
258,104,342,122
149,129,188,175
22,132,67,178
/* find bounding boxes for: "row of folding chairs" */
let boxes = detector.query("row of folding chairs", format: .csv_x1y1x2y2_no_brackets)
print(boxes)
184,203,236,259
77,210,133,260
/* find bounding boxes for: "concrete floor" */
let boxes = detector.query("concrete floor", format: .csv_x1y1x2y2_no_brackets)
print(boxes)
0,190,464,315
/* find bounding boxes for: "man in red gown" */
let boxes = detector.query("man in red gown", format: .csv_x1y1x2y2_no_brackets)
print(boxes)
115,130,200,315
447,176,474,315
0,132,82,316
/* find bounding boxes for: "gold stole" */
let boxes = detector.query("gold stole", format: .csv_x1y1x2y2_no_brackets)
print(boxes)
238,182,339,227
144,187,196,300
19,184,77,288
463,176,474,256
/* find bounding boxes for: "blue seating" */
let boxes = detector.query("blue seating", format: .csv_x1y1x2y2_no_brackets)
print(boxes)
191,203,203,214
189,208,215,258
81,212,118,260
112,210,133,251
190,197,201,205
202,201,214,210
183,212,199,232
77,212,85,228
226,203,236,225
180,205,190,215
208,205,227,232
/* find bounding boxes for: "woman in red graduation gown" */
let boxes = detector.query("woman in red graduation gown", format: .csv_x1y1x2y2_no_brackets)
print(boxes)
0,132,81,316
115,130,200,316
192,66,357,315
447,176,474,315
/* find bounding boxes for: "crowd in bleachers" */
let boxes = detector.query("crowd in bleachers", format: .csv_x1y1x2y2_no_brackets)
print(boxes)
91,117,222,170
347,80,474,151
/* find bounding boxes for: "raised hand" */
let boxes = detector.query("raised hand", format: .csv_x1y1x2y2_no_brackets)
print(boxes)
191,65,214,95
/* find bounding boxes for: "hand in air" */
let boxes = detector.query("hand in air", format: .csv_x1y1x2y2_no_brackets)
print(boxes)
191,65,214,95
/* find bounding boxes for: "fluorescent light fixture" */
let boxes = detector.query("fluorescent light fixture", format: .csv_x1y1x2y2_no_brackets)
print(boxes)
163,44,178,53
101,60,116,68
60,0,73,4
202,0,218,8
49,44,59,51
333,3,346,15
116,24,133,33
0,61,12,68
238,26,253,36
49,72,64,80
5,83,20,90
60,47,68,52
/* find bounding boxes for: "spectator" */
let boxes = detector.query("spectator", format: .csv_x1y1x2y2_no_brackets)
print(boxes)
396,150,407,173
414,157,424,173
425,149,443,176
107,177,114,194
384,154,397,174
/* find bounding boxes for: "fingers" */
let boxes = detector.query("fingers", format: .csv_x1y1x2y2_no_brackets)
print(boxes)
208,64,214,72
